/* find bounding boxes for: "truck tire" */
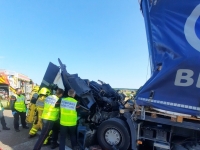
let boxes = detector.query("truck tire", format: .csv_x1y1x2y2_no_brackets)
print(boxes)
97,118,130,150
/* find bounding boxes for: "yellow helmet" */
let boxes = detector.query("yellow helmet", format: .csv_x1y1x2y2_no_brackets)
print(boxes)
32,86,39,92
38,87,51,96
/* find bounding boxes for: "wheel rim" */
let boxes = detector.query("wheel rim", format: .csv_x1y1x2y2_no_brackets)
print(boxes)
104,128,121,145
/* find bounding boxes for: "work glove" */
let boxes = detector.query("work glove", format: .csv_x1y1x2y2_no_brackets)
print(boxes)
12,111,17,116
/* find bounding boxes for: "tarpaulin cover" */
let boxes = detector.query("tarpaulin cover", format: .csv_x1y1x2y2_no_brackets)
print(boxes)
136,0,200,116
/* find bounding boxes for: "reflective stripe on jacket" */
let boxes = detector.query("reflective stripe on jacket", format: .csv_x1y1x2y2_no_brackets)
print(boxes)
41,95,59,121
60,97,77,126
14,94,26,112
36,100,44,108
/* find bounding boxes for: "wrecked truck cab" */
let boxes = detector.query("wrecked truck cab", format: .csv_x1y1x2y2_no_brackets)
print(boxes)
39,58,129,149
40,60,96,110
40,58,126,114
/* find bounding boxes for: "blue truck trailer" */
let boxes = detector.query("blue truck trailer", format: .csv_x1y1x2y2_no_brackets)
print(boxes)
40,0,200,149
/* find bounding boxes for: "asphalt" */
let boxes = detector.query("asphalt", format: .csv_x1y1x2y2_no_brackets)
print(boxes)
0,110,72,150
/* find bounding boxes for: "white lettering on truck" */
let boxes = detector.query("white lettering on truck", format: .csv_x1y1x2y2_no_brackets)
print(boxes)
175,69,194,86
196,74,200,88
184,4,200,52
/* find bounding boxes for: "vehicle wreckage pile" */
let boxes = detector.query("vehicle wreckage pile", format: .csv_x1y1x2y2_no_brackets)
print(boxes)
43,59,130,148
77,79,126,123
59,64,127,125
64,73,126,148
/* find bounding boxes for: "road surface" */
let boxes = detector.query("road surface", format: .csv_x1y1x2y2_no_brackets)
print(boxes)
0,110,72,150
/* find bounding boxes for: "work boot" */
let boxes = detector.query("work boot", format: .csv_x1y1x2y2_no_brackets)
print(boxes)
23,126,29,129
3,127,10,130
42,140,51,147
51,143,59,149
42,143,50,147
28,134,36,138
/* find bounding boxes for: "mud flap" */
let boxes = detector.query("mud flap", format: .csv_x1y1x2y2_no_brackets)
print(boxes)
123,112,138,150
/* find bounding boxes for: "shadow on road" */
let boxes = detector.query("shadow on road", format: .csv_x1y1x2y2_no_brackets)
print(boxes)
0,110,72,150
0,110,38,150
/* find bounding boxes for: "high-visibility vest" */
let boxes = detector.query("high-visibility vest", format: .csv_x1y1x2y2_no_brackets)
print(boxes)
14,95,26,112
0,101,2,110
0,101,2,118
60,97,77,126
41,95,59,121
0,100,3,112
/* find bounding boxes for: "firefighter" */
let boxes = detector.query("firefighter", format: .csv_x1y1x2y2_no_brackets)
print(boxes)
33,88,64,150
28,87,51,138
26,86,40,124
11,88,29,132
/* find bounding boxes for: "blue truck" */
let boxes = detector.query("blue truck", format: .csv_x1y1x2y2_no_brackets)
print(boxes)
40,0,200,149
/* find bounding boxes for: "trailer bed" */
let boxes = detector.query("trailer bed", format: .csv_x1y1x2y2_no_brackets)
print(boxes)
134,107,200,131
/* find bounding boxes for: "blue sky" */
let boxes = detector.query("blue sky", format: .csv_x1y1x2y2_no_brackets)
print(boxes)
0,0,150,89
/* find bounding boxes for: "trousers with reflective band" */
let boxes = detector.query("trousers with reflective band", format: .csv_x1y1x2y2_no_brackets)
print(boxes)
29,108,43,135
60,97,77,126
14,95,26,112
41,95,59,121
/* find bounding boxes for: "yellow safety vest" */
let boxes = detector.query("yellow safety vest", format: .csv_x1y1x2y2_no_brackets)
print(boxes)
0,101,2,118
60,97,77,126
41,95,59,121
14,95,26,112
0,101,2,110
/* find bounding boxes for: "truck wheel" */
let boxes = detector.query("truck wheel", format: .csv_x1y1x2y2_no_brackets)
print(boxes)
97,118,130,150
